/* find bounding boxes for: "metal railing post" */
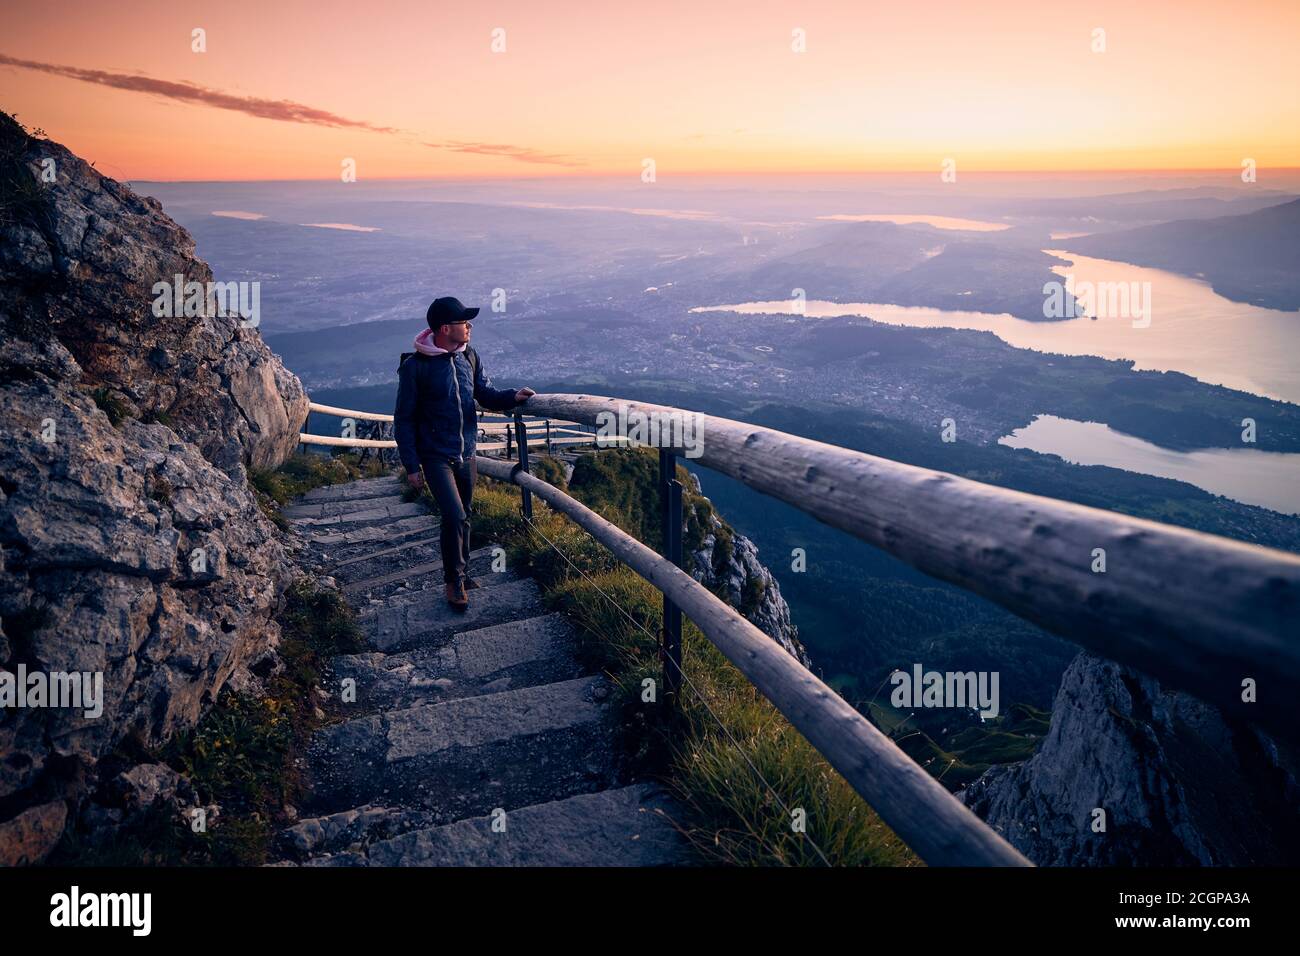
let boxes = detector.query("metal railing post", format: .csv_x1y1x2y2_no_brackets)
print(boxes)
545,419,552,455
515,413,533,521
659,449,683,702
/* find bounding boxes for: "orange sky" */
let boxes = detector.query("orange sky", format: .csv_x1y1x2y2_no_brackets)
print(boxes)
2,0,1297,181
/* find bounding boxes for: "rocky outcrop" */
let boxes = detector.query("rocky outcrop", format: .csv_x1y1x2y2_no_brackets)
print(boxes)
0,799,66,866
0,114,306,473
960,652,1300,865
0,113,307,861
684,473,809,666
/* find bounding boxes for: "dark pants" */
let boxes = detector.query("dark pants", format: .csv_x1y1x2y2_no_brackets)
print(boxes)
422,456,476,584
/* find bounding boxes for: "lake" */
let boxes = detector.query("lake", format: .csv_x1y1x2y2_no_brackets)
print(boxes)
1000,415,1300,515
815,213,1011,231
693,251,1300,404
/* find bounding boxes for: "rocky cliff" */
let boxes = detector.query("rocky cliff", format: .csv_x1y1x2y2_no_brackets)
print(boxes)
0,113,307,863
960,652,1300,865
558,451,808,665
682,473,809,666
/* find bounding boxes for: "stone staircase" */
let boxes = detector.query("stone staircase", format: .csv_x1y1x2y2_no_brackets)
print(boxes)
276,473,689,866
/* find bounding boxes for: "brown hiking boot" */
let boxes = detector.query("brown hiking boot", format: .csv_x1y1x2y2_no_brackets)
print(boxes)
445,580,468,611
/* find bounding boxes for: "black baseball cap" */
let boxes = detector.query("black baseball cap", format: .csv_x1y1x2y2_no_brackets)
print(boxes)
426,296,480,328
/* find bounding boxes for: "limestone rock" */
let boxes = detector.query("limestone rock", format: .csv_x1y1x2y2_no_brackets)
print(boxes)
0,112,306,473
684,473,809,665
0,112,304,851
0,799,67,866
960,652,1300,865
111,763,194,816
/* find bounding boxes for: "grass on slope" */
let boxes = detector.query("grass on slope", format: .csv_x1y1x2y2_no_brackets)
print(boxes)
471,452,919,867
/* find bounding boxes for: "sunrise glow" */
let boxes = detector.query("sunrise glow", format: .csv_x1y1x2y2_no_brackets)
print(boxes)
2,0,1298,181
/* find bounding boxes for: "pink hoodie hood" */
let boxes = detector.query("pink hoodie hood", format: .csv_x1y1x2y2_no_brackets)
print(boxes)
414,328,467,356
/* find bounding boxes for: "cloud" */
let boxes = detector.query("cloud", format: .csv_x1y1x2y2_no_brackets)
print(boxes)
0,54,583,168
0,53,400,133
423,140,586,168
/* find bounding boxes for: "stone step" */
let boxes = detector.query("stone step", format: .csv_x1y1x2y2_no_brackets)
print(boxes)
343,547,517,601
298,477,404,504
362,578,546,653
332,613,583,711
307,525,441,566
350,568,525,608
306,514,440,549
288,500,429,529
283,495,410,520
352,784,687,867
305,676,617,819
329,538,444,584
278,804,439,861
330,534,444,570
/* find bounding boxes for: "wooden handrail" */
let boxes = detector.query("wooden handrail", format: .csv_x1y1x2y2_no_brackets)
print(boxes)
307,402,393,422
475,454,1031,867
307,401,582,430
299,434,396,448
516,394,1300,743
298,389,1300,864
298,433,620,451
479,424,591,438
301,399,596,453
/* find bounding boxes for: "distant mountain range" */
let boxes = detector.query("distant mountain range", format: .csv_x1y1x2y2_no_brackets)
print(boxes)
1063,197,1300,310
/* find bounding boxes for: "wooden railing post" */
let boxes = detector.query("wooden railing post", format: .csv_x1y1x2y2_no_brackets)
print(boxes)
474,453,1031,866
659,449,683,702
519,393,1300,742
514,412,533,521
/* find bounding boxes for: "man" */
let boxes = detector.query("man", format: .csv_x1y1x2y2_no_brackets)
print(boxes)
394,296,535,611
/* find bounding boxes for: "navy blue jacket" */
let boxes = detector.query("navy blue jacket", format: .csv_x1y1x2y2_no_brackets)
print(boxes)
393,347,520,470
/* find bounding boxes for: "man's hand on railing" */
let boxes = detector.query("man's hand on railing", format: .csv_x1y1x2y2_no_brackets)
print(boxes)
515,387,536,403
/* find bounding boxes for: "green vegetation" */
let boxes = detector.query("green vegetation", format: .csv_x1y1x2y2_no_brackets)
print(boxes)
472,457,919,866
250,451,391,528
566,447,664,548
562,449,743,597
146,475,173,506
90,386,132,428
50,581,365,866
251,451,391,505
0,111,51,238
86,382,175,432
529,453,568,489
739,572,767,617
